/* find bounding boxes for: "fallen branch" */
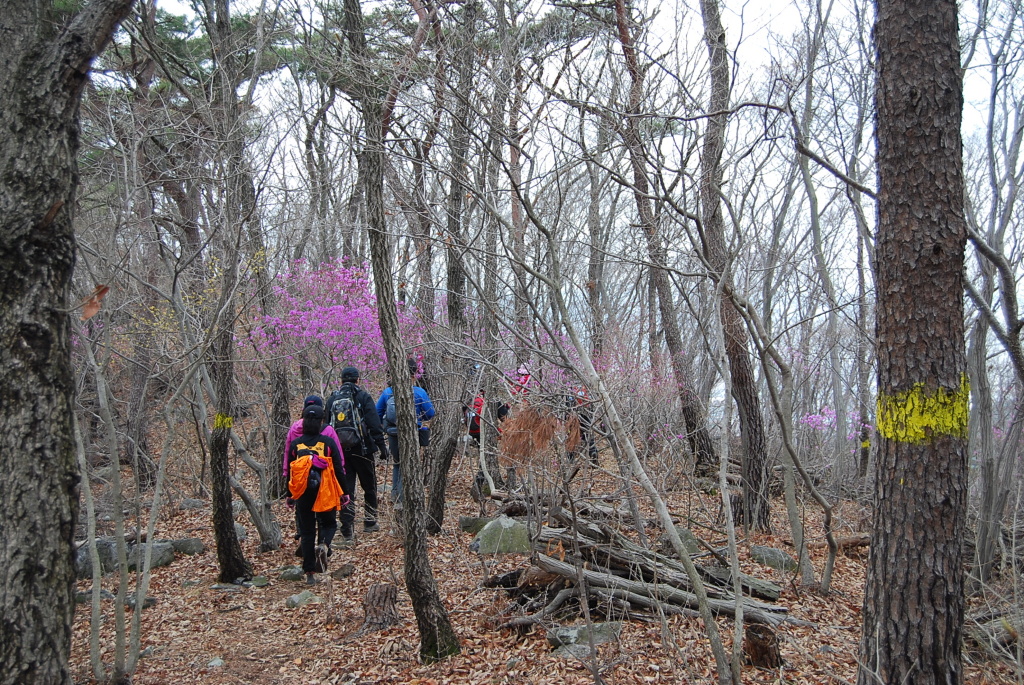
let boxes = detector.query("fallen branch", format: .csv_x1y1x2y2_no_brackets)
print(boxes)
535,553,787,626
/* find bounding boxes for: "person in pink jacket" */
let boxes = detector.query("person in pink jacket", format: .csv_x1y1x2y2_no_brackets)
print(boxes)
283,395,344,480
283,395,344,552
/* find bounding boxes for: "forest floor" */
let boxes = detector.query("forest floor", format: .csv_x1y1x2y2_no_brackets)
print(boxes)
70,448,1021,685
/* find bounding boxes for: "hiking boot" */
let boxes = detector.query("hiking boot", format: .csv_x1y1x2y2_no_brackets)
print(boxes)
363,521,380,533
305,573,318,586
314,544,329,573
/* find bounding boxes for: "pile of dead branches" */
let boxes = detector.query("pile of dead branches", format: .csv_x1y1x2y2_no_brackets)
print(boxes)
485,498,788,630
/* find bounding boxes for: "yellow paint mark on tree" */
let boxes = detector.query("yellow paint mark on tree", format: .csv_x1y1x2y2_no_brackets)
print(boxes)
213,413,234,430
876,375,969,443
861,440,870,449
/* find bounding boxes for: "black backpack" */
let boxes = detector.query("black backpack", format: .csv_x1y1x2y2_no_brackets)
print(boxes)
328,385,365,453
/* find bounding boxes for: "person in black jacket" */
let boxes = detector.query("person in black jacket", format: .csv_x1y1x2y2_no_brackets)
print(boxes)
327,366,389,541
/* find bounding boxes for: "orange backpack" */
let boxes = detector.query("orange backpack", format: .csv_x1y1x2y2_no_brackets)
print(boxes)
288,439,344,512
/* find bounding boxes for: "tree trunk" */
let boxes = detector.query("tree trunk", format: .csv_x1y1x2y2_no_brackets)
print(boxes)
744,624,782,669
342,0,460,662
359,583,400,635
205,0,253,584
856,230,872,478
974,396,1021,583
426,1,478,535
697,0,770,531
857,0,969,682
364,103,460,661
612,0,718,475
0,1,134,682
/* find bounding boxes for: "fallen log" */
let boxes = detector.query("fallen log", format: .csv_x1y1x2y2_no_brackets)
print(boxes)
807,534,869,551
499,586,577,629
698,565,782,602
593,588,695,618
535,553,787,626
535,525,781,603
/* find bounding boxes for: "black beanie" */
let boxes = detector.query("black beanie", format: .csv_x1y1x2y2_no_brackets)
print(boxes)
341,366,359,382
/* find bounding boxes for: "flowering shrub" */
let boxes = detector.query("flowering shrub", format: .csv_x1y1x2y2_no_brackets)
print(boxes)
242,259,424,385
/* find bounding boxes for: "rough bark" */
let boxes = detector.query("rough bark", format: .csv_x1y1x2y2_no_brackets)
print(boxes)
342,0,459,662
697,0,770,531
744,624,782,669
0,1,134,682
426,1,478,534
857,0,969,682
205,0,253,583
612,0,718,474
358,583,400,635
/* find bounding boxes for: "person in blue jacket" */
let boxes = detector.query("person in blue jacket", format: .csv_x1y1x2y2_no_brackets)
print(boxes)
376,358,435,504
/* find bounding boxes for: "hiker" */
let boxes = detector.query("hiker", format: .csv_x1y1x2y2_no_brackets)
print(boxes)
282,396,341,544
464,389,510,445
282,396,340,482
509,365,532,400
326,366,389,543
286,402,347,585
567,386,599,465
376,358,435,504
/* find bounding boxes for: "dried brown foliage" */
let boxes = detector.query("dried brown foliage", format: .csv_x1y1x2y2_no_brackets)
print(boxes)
68,451,1020,684
498,405,580,469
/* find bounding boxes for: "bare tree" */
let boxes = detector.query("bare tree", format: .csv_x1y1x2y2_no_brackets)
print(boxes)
341,0,460,661
0,0,135,682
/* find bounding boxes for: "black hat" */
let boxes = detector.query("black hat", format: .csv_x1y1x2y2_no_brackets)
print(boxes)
304,395,323,407
303,404,325,421
407,358,418,376
341,366,359,382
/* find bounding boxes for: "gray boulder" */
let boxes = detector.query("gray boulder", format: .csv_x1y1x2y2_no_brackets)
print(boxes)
75,537,120,580
330,564,355,580
459,516,495,535
170,538,205,556
750,545,798,572
658,525,703,556
547,621,623,658
469,515,531,555
126,541,176,571
75,588,115,604
234,523,247,541
280,566,304,582
126,593,157,610
285,590,321,608
179,498,206,510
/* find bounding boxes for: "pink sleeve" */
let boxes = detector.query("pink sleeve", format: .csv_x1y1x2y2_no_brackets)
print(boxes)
321,425,344,473
283,421,301,477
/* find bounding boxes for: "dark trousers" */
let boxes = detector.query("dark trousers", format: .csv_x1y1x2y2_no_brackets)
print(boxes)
340,451,378,532
388,433,402,502
295,496,337,572
572,414,599,465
